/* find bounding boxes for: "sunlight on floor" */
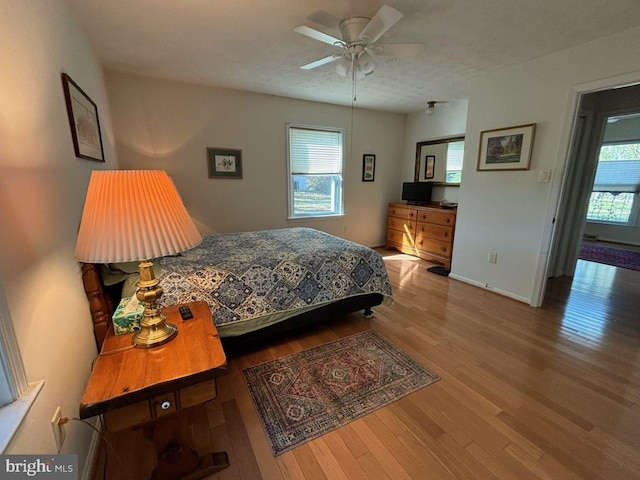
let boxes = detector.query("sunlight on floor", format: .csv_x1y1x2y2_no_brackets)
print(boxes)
382,253,429,288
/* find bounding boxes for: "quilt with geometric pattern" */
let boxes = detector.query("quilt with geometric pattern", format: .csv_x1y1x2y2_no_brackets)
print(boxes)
159,228,393,336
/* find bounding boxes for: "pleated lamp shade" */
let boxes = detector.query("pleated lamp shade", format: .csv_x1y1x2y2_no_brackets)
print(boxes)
75,170,202,263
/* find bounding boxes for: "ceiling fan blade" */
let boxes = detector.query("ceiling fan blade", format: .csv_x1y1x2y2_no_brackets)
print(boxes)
307,10,341,30
359,5,403,43
377,43,426,57
300,55,341,70
294,25,343,46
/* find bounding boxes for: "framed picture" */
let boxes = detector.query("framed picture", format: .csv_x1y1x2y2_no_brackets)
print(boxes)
424,155,435,179
207,148,242,179
477,123,536,171
61,73,105,162
362,154,375,182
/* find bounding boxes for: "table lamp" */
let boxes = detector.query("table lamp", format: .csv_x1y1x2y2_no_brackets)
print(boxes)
75,170,202,348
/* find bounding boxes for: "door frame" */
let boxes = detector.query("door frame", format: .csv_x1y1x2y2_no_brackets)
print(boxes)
530,71,640,307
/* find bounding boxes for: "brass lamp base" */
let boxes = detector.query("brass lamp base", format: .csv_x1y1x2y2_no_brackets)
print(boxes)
133,259,178,348
132,318,178,348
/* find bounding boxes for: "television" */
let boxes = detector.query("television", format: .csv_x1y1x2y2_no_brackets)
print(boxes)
401,182,433,204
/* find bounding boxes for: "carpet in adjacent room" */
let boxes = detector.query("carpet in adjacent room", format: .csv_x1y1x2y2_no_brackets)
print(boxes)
578,242,640,271
242,329,440,455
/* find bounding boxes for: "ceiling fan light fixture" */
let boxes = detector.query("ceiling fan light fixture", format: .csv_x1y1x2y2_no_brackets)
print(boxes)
335,55,351,77
358,51,376,74
426,101,437,115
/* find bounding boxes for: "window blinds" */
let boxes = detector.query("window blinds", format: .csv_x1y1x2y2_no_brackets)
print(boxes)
289,127,342,174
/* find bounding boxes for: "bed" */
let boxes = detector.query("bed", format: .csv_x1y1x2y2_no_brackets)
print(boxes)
81,227,393,351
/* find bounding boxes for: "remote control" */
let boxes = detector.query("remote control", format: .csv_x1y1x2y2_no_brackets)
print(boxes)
178,305,193,320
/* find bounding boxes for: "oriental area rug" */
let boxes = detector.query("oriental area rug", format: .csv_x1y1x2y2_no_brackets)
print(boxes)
242,330,440,455
579,243,640,271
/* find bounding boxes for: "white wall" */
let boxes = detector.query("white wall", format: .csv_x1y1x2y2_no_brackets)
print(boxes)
452,26,640,303
105,72,405,247
0,0,117,471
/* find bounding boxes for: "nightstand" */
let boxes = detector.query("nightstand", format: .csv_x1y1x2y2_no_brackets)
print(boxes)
80,301,229,479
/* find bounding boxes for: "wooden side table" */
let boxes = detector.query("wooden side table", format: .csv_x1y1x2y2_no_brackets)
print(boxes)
80,301,229,479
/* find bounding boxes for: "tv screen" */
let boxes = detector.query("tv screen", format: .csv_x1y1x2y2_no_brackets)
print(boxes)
401,182,433,204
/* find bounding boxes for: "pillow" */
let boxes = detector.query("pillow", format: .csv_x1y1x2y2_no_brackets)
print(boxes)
100,261,162,299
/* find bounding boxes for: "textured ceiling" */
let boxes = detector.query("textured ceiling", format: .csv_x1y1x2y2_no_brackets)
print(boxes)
68,0,640,113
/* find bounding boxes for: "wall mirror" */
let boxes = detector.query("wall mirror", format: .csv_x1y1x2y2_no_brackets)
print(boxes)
415,136,465,184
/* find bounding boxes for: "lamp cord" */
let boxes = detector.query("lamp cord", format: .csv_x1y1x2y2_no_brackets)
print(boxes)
58,417,126,478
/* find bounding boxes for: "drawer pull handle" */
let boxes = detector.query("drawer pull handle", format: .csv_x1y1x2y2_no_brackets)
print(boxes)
160,401,171,410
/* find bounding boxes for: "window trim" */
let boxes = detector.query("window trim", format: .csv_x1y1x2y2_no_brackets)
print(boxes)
286,123,345,220
0,278,43,453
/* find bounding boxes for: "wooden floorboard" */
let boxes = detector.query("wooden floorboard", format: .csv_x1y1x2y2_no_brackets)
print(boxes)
91,252,640,479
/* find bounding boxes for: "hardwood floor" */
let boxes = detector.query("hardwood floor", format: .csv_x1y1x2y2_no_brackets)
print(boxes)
91,253,640,479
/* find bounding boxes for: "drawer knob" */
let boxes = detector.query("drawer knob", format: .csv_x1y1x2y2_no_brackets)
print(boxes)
160,401,171,410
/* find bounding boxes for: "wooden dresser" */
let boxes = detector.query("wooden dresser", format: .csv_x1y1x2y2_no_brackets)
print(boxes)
386,202,457,269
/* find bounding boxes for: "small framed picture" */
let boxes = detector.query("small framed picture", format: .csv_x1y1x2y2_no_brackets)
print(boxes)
362,154,376,182
424,155,435,179
207,148,242,179
477,123,536,171
61,73,105,162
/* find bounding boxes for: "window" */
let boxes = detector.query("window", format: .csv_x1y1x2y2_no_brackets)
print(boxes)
287,124,344,218
587,143,640,224
445,140,465,183
0,277,45,453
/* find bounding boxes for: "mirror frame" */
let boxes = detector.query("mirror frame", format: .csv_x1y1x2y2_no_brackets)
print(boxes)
415,135,465,184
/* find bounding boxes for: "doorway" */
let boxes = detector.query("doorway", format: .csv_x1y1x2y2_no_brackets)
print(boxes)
545,83,640,300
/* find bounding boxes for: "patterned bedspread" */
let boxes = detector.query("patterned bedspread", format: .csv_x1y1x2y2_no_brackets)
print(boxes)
159,228,393,334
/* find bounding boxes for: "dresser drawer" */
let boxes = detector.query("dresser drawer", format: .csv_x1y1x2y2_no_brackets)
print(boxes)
103,379,217,432
388,206,417,221
387,229,415,250
387,216,416,234
417,222,453,241
417,210,455,227
415,235,451,257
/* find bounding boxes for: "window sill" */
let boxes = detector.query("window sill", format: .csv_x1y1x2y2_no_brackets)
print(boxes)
0,380,44,453
287,214,345,222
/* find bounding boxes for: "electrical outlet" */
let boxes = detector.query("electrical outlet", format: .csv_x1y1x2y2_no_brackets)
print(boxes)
488,251,497,264
51,406,66,453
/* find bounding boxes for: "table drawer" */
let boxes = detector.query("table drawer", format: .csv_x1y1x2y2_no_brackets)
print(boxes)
103,399,155,432
180,379,217,409
388,206,416,221
417,222,453,241
417,210,455,226
415,235,451,257
103,379,217,432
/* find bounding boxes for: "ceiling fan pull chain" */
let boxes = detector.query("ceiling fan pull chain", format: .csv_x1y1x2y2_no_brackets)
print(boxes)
352,55,357,102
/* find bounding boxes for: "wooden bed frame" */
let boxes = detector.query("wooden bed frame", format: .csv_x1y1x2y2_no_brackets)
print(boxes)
81,263,383,352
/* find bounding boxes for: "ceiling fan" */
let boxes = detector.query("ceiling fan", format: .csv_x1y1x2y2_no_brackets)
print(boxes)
295,5,425,80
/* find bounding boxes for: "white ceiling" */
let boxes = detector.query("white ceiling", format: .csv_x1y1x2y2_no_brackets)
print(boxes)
68,0,640,113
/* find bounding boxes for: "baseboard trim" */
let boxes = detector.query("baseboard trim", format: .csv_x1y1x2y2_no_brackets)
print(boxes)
80,417,102,480
448,273,531,305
